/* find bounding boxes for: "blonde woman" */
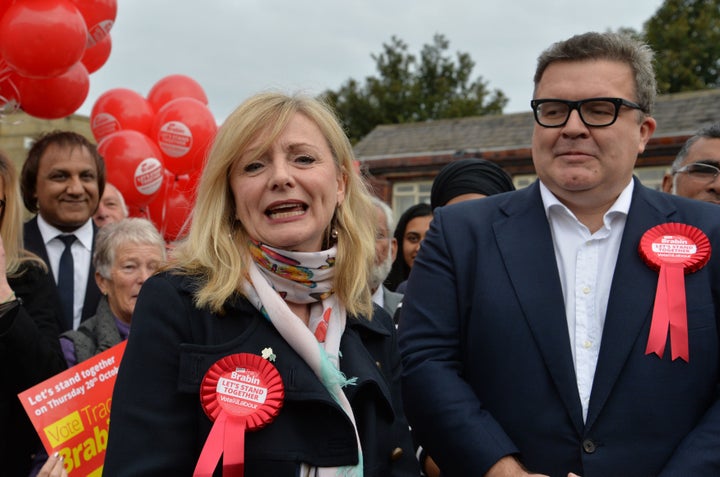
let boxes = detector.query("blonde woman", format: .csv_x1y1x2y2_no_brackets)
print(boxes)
0,151,66,475
104,93,418,476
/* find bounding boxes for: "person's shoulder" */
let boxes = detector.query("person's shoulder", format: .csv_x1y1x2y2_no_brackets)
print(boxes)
146,267,207,295
23,215,38,228
349,304,395,337
9,257,50,286
438,186,533,220
638,185,720,221
22,216,40,240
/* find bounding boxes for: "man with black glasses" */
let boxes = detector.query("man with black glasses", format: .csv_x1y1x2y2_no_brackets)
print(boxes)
662,122,720,204
399,31,720,477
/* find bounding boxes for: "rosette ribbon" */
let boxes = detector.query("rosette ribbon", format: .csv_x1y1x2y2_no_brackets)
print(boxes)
638,223,711,362
194,353,284,477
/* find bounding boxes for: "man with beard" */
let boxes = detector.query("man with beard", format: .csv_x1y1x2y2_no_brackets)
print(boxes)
370,197,403,322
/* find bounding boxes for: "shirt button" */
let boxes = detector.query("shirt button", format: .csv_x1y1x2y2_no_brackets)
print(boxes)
583,340,592,349
582,439,597,454
582,286,591,294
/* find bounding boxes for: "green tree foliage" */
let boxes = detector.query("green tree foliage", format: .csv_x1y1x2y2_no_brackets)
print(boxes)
322,34,508,143
643,0,720,93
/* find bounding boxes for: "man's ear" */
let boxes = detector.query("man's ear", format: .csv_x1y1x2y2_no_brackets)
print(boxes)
661,172,674,194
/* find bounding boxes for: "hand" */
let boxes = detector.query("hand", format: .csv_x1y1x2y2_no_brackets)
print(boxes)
568,474,582,477
423,454,441,477
485,456,550,477
38,453,68,477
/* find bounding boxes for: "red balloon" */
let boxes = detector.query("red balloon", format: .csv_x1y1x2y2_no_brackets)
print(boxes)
11,62,89,119
127,204,148,219
81,33,112,74
0,0,87,78
146,169,176,232
69,0,116,47
0,0,15,22
183,168,203,198
163,177,194,243
151,97,217,176
91,88,154,142
147,74,208,112
97,130,166,208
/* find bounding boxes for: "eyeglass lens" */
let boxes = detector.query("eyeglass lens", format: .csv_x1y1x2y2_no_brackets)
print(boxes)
535,100,618,127
680,162,720,179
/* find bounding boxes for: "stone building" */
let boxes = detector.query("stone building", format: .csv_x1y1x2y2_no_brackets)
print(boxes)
0,111,92,175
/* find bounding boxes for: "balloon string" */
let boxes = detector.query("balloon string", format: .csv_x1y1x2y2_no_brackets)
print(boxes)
0,59,13,82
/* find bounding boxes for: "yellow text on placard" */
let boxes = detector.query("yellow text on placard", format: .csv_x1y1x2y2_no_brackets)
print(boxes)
43,411,85,447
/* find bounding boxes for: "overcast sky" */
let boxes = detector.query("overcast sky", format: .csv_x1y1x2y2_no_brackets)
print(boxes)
77,0,666,124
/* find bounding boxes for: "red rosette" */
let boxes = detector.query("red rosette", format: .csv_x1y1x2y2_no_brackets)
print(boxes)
200,352,284,427
638,223,711,362
194,353,284,477
639,222,711,273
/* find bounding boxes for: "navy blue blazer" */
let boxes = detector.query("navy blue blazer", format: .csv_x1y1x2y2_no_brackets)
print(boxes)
23,216,101,331
399,179,720,477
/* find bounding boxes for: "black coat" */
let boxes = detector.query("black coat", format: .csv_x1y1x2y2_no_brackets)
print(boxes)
0,261,67,476
104,271,419,476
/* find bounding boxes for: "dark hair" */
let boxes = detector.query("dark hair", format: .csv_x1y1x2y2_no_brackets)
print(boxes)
671,122,720,172
383,202,432,291
20,130,106,214
534,31,656,115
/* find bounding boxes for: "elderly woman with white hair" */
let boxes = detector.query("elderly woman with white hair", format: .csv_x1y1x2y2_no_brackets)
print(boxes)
59,218,166,366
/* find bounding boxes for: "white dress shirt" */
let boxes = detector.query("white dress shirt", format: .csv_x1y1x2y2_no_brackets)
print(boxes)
37,215,94,330
540,180,633,421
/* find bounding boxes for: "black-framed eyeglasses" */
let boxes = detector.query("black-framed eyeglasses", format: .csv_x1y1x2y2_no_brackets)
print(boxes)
530,97,645,128
674,162,720,182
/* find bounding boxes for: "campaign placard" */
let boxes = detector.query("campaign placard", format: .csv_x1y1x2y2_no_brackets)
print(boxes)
18,341,127,476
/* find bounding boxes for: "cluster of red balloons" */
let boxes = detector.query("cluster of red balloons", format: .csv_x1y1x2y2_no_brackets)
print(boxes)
0,0,116,119
93,74,217,242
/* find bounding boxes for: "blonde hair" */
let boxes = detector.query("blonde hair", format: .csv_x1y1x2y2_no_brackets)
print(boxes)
172,92,376,318
0,151,46,276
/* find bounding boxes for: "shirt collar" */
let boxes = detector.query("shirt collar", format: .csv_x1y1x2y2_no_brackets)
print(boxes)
371,285,384,307
37,214,95,250
539,179,634,225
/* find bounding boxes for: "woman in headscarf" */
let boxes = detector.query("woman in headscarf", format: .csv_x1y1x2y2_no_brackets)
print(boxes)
430,158,515,210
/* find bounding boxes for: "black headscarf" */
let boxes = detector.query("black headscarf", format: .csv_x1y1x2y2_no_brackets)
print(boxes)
430,158,515,209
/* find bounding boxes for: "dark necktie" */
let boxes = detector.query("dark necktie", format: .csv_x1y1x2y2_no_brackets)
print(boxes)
57,234,76,331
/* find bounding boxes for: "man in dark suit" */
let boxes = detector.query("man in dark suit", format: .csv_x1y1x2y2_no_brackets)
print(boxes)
399,32,720,477
21,130,105,332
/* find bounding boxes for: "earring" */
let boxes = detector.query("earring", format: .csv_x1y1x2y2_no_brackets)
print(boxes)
331,227,338,240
